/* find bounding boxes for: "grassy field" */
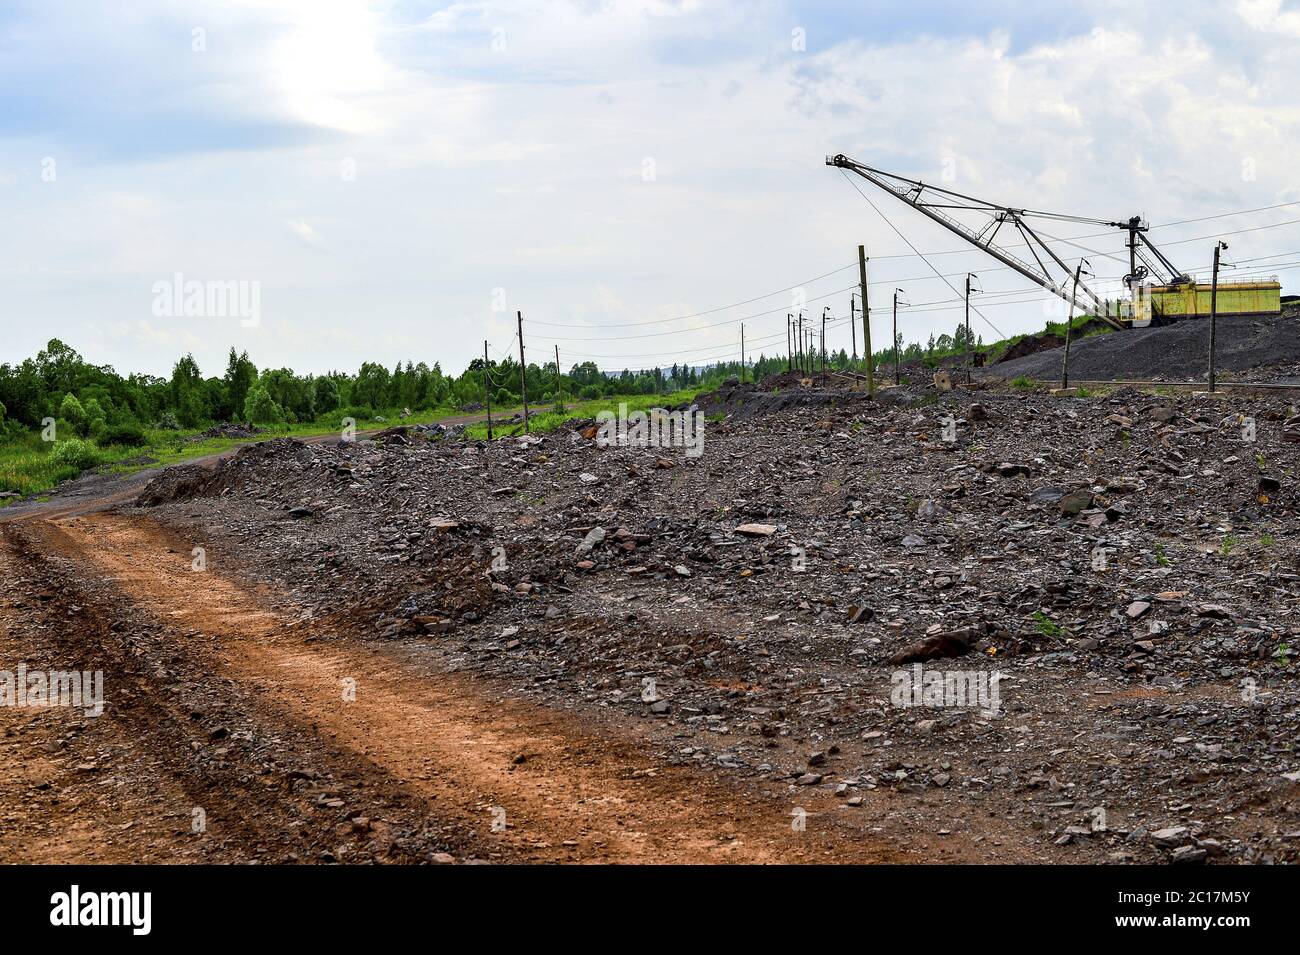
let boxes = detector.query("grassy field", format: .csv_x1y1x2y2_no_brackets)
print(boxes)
0,390,703,504
0,403,500,503
461,389,701,440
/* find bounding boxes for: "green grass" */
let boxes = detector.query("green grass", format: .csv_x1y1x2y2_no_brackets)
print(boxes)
0,391,705,501
910,313,1114,368
1010,376,1039,390
1031,611,1064,638
0,431,83,497
0,402,507,501
462,389,702,440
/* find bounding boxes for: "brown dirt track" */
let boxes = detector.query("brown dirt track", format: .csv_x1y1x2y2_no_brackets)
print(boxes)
1,507,920,864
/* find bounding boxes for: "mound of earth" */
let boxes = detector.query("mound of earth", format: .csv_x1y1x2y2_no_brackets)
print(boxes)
192,421,264,441
989,307,1300,382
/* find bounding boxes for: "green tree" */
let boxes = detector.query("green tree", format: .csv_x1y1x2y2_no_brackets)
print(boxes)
353,362,390,409
313,376,340,414
223,349,258,421
243,384,285,424
170,354,206,427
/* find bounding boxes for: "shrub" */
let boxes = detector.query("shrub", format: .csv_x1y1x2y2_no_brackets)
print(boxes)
579,384,601,400
58,393,85,428
320,406,373,428
157,412,181,430
49,438,101,471
82,397,106,438
99,423,148,447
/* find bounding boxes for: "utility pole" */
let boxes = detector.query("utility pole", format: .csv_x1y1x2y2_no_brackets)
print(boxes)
483,340,494,441
893,289,904,386
858,245,874,397
554,344,562,407
850,294,858,363
740,323,746,383
1061,260,1089,391
1209,241,1227,393
821,307,828,374
516,310,530,433
787,314,793,373
964,272,974,381
790,311,800,374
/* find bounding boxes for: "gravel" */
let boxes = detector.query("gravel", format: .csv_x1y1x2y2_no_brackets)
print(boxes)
136,379,1300,863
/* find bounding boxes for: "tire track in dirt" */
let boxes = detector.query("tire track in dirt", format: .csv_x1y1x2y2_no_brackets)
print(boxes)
44,510,907,864
3,523,484,864
0,535,205,863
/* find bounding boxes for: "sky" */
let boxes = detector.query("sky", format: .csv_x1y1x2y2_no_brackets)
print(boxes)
3,0,1299,379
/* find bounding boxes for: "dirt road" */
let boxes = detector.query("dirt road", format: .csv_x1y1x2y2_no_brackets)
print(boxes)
1,501,911,863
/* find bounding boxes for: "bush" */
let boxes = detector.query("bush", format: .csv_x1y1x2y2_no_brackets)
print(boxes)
49,438,101,471
99,423,148,447
157,412,181,430
579,384,601,400
58,393,85,428
82,397,106,438
319,406,373,428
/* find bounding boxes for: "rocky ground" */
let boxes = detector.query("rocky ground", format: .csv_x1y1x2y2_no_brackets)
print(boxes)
117,374,1300,863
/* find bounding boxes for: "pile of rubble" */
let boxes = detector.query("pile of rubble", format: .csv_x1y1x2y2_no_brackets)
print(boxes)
138,382,1300,863
989,309,1300,383
190,422,264,441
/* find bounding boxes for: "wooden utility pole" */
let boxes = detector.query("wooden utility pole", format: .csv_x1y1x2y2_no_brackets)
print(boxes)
850,294,858,362
516,310,530,432
821,307,829,374
892,289,902,386
740,323,746,383
964,274,972,354
790,314,800,374
483,340,494,440
1209,241,1226,393
1061,261,1086,390
554,344,562,407
858,245,874,397
787,315,793,372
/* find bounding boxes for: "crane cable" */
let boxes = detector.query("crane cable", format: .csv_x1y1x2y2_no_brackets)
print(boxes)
839,169,1008,339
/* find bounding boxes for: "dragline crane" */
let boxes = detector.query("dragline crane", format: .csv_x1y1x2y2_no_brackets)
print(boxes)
826,154,1193,331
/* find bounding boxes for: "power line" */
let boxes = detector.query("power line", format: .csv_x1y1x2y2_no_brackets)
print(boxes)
513,208,1300,356
525,261,858,329
839,169,1008,339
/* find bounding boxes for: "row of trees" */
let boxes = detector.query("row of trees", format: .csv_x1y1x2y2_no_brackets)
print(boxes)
0,340,744,439
0,321,997,441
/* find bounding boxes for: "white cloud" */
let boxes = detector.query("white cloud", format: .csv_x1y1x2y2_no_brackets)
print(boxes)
2,0,1298,379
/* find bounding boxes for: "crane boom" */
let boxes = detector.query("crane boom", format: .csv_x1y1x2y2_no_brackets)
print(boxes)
827,154,1131,330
